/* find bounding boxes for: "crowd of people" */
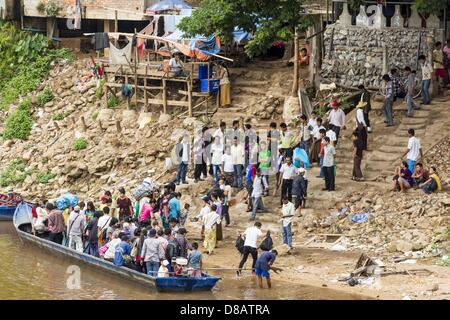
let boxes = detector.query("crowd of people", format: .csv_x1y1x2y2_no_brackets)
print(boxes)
21,43,449,287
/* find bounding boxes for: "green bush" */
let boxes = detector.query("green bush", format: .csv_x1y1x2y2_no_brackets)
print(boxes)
52,112,64,121
36,171,57,184
107,95,120,109
73,137,88,151
96,79,105,99
91,112,99,121
0,160,31,187
2,99,33,140
37,86,54,107
0,21,73,109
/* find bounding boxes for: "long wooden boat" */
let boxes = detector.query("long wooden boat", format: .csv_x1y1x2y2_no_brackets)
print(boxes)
0,205,16,221
13,202,220,292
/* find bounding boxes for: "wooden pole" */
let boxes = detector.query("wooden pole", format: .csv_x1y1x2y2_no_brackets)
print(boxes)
291,27,299,97
145,65,148,110
81,117,87,131
134,28,138,110
188,81,193,117
115,10,118,32
116,120,122,133
162,79,167,114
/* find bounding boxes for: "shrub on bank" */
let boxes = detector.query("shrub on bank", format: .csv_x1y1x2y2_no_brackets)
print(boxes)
73,137,88,151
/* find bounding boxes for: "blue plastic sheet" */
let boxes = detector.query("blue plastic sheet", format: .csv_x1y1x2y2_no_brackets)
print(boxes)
293,147,310,169
350,212,370,223
56,194,79,211
189,34,220,56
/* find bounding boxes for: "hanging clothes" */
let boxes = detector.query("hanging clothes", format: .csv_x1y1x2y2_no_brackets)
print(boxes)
109,41,133,65
137,39,146,59
94,33,109,51
74,0,82,30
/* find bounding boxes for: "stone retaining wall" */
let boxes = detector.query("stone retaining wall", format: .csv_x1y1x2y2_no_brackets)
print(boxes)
321,24,435,88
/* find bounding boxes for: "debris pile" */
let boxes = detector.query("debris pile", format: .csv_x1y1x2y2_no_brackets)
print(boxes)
302,191,450,258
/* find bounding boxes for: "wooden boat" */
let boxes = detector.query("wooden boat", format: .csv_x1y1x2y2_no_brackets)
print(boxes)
13,202,220,292
0,193,22,221
0,205,16,221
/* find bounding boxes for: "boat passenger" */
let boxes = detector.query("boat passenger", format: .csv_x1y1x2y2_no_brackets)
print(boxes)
47,203,65,245
140,228,165,276
103,231,121,261
187,242,203,278
84,211,101,257
67,205,85,252
176,228,192,259
114,235,132,268
157,260,170,278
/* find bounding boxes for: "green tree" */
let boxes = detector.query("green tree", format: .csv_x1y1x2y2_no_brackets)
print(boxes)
414,0,447,16
178,0,312,57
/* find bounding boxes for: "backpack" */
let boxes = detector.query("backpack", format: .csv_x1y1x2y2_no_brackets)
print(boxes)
259,234,273,251
235,235,245,254
166,239,181,261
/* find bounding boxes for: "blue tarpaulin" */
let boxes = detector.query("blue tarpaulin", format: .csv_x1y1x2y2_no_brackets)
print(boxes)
56,194,79,211
233,29,252,45
189,34,221,56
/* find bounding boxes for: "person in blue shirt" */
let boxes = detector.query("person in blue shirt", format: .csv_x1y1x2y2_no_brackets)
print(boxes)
168,192,181,223
114,235,132,268
255,249,278,289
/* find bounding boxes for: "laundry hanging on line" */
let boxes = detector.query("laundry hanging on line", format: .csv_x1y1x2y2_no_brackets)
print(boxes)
94,33,109,51
109,41,133,65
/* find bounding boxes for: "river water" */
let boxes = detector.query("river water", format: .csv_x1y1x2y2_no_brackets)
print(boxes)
0,222,363,300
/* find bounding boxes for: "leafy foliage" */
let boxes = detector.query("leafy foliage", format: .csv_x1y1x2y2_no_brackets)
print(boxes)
73,137,88,151
414,0,447,16
37,0,62,17
0,160,31,187
37,87,54,107
178,0,312,57
36,171,57,184
91,111,99,121
0,22,73,110
107,95,120,109
2,99,33,140
96,79,105,99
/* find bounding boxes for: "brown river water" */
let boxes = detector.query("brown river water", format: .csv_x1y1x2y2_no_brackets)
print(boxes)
0,222,363,300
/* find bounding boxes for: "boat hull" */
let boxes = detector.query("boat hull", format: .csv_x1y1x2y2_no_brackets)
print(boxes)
13,203,220,292
0,206,16,221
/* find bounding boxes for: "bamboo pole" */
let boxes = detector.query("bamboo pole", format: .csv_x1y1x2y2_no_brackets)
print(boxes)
134,28,138,110
162,79,167,114
81,117,87,131
187,81,193,117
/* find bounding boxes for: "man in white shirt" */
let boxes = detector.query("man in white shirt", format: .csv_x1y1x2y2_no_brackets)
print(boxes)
169,53,186,77
211,136,224,187
219,177,232,226
322,137,336,192
213,121,227,151
98,206,112,235
355,101,368,151
326,128,337,146
238,221,263,275
299,114,312,154
327,100,346,144
221,146,234,186
418,54,432,105
281,197,295,250
175,135,190,185
67,206,85,252
275,156,298,206
251,169,268,221
401,128,423,173
230,137,245,188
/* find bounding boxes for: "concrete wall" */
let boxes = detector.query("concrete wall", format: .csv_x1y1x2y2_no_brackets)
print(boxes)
23,0,158,21
321,24,435,88
0,0,15,19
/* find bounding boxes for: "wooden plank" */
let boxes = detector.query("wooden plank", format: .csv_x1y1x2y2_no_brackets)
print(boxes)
178,90,210,97
137,98,189,107
105,83,163,90
188,81,193,117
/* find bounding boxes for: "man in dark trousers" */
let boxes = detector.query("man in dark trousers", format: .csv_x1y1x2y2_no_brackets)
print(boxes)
292,168,307,214
358,85,372,133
